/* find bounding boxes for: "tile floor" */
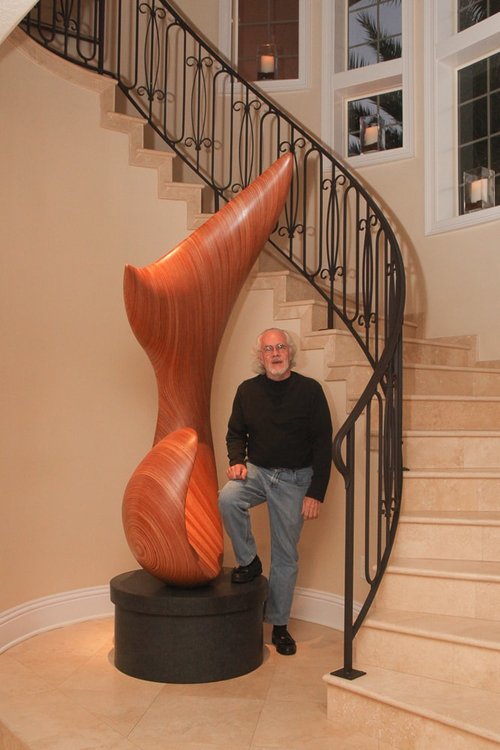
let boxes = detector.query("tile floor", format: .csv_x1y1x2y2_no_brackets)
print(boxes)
0,617,381,749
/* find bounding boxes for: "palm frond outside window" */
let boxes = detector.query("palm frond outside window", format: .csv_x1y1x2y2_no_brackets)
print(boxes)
348,0,402,70
458,0,500,32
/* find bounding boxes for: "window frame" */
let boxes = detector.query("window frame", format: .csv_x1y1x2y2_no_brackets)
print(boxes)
321,0,414,166
218,0,311,92
424,0,500,234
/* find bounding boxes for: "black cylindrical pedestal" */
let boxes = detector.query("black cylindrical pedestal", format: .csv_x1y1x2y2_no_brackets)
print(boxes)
110,568,268,683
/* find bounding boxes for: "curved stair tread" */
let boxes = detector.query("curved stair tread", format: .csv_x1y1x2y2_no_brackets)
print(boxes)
387,557,500,580
405,467,500,477
325,666,500,744
365,609,500,650
400,510,500,524
404,428,500,436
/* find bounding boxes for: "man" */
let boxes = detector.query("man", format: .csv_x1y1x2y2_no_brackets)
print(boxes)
218,327,332,655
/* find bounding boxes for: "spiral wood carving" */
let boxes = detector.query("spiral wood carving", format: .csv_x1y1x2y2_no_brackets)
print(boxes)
122,153,293,586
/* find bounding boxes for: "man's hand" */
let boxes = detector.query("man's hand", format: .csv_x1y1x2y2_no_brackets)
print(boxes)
302,496,321,520
227,463,248,480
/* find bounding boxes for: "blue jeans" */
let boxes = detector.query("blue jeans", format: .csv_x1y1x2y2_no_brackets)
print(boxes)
218,462,313,626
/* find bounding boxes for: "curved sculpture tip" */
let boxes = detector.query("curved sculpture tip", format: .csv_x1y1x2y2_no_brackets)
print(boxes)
122,153,293,586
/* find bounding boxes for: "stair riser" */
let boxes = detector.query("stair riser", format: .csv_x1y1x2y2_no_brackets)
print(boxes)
403,400,500,430
275,302,328,331
377,573,500,621
256,271,419,337
404,435,500,470
404,341,471,367
355,627,500,693
326,682,499,750
402,476,500,512
394,522,500,561
326,335,471,366
335,365,500,400
405,368,500,396
327,336,470,366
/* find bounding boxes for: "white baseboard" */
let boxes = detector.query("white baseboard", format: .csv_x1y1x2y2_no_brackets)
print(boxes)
0,583,357,653
292,586,361,631
0,586,113,653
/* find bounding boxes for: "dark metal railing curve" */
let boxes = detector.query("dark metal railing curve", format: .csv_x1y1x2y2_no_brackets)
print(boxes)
20,0,405,679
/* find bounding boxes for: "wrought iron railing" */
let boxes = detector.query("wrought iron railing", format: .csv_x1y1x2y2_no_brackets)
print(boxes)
20,0,405,679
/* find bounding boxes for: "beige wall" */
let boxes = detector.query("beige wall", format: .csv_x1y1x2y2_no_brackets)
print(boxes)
0,39,190,610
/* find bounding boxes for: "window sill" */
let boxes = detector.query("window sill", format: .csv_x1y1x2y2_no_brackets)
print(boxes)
251,77,310,94
425,204,500,236
346,144,413,168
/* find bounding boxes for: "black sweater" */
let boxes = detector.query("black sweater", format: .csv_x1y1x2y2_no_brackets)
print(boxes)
226,372,333,501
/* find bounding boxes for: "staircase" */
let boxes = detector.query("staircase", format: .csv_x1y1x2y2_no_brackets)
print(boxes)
255,265,500,746
11,21,500,750
324,329,500,748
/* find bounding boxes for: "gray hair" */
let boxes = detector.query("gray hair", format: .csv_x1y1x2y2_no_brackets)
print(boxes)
252,328,297,373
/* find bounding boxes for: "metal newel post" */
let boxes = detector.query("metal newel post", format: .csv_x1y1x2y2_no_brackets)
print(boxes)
332,430,366,680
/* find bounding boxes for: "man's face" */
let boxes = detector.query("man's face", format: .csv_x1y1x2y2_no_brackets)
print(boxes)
259,330,291,381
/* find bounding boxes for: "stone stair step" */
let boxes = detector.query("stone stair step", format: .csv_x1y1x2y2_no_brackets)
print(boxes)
403,430,500,470
325,666,500,748
394,510,500,560
157,180,204,228
302,328,350,352
326,335,473,366
330,361,500,402
102,111,146,154
377,557,500,620
403,336,473,366
402,469,500,511
251,269,322,303
133,147,175,181
405,362,500,396
250,270,418,338
402,395,500,430
356,609,500,693
311,330,474,366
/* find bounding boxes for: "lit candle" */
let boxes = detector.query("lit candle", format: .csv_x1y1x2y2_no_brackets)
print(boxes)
470,177,488,204
364,125,379,147
259,54,275,74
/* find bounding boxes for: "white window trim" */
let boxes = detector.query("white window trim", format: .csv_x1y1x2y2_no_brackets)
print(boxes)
321,0,414,167
424,0,500,235
218,0,310,93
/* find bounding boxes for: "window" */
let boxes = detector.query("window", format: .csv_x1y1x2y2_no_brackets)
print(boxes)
458,52,500,212
322,0,412,164
237,0,299,82
218,0,310,93
458,0,500,31
348,0,402,69
347,89,403,155
424,1,500,233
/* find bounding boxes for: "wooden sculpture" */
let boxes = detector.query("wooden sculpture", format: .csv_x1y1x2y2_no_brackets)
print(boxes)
122,152,293,586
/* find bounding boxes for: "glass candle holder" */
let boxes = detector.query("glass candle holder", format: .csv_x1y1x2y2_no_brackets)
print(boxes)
463,166,495,213
257,43,277,80
360,115,386,153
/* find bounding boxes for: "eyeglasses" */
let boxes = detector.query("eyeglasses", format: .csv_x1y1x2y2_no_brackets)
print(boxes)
261,343,288,353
